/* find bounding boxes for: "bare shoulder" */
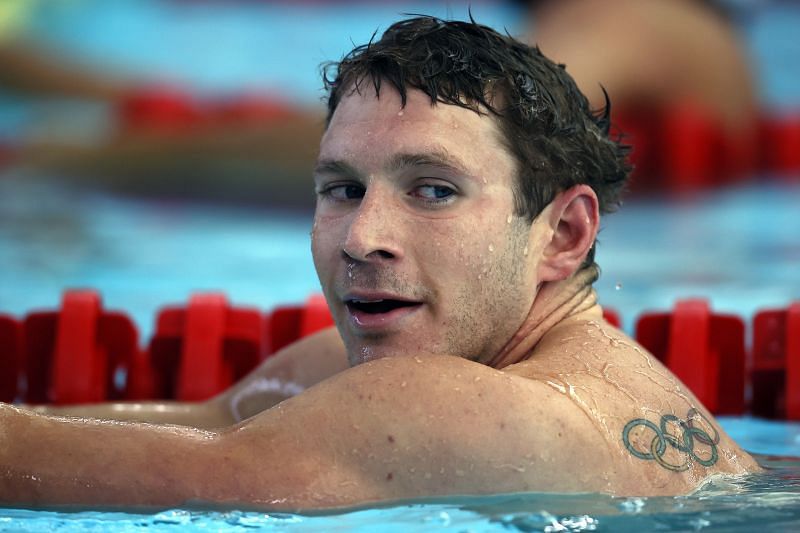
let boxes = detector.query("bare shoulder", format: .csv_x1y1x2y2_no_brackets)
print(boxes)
226,353,621,507
0,356,630,510
505,318,761,495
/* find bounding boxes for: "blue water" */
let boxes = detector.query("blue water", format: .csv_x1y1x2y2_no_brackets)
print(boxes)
3,0,800,144
2,0,800,531
2,176,798,338
2,163,800,533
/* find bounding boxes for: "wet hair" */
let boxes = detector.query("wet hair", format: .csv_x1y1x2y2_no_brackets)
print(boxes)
321,16,631,267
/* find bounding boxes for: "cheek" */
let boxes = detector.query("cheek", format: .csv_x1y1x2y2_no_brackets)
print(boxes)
310,215,337,278
432,233,531,360
449,211,520,277
416,221,487,281
459,220,533,303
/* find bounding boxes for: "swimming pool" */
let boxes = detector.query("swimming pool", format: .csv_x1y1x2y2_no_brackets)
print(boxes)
2,171,800,532
2,1,800,530
3,176,798,338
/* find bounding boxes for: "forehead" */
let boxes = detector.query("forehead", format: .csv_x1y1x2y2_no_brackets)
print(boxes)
319,86,514,175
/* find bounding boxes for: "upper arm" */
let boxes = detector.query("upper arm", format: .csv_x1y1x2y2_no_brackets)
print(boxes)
23,328,349,430
216,354,611,509
0,355,607,511
209,327,349,424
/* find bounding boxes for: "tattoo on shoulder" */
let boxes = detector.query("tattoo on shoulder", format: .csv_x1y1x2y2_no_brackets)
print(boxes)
621,408,720,471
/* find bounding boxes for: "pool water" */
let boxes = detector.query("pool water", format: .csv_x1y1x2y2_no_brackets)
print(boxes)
2,177,798,338
2,0,800,530
2,173,800,533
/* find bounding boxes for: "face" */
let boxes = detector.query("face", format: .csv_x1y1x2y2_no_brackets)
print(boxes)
312,86,547,366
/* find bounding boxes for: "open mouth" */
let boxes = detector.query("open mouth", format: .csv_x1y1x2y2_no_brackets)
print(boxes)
346,299,420,314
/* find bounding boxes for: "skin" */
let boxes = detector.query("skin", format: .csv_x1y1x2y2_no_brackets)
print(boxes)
311,86,540,366
0,85,760,511
529,0,757,132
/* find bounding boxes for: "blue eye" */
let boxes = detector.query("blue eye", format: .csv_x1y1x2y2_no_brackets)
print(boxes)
323,184,365,201
414,185,455,201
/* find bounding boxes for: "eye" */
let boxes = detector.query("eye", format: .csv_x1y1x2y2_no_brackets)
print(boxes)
320,183,365,201
411,184,456,204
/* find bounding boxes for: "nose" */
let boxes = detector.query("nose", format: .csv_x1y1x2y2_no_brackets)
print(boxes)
341,187,403,263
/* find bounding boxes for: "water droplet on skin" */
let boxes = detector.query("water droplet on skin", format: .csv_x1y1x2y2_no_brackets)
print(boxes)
397,111,403,116
523,246,529,257
477,274,482,280
488,244,494,253
482,177,487,184
401,381,407,388
360,346,376,363
506,214,512,224
615,282,623,291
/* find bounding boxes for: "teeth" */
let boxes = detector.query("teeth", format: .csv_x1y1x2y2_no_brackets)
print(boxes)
351,299,384,304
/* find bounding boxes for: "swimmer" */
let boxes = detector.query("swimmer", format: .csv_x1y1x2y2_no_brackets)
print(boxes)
525,0,757,132
0,16,760,511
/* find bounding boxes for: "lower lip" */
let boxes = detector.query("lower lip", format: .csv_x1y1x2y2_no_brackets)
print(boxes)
346,303,422,330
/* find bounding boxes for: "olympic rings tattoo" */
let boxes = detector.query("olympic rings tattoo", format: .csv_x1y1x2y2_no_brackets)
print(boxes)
621,409,719,471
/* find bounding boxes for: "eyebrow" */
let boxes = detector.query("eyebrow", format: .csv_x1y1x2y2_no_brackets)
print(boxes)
313,159,361,179
387,148,470,176
314,147,471,180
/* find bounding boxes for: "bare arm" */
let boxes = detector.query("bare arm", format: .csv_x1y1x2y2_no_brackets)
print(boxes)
30,327,349,429
0,355,606,511
16,109,326,206
0,42,132,100
26,401,231,428
207,326,349,423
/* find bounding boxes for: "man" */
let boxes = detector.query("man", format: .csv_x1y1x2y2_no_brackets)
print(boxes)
0,16,759,511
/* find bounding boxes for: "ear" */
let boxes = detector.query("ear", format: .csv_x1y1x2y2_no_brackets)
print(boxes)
536,185,600,282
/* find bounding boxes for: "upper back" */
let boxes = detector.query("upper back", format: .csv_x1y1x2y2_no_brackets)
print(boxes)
504,315,760,493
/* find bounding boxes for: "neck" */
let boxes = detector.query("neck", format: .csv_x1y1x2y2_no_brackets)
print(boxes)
487,265,602,369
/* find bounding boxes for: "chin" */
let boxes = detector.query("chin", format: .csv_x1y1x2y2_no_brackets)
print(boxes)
348,345,395,366
345,338,420,366
349,336,456,367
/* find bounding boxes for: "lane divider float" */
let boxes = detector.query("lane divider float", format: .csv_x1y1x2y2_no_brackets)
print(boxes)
3,290,800,420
